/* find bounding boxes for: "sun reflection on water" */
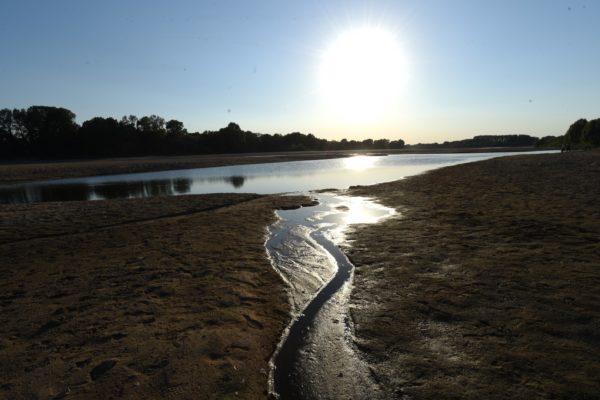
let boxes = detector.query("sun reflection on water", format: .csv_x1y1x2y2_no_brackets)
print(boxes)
338,196,393,225
308,194,396,244
343,155,377,170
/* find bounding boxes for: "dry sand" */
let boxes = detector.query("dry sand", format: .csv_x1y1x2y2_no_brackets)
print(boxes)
346,150,600,399
0,193,314,399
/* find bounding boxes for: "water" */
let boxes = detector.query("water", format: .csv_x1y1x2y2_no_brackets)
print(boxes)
266,193,395,399
0,152,550,203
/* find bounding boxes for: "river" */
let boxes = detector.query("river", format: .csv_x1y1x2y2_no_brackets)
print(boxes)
0,152,544,203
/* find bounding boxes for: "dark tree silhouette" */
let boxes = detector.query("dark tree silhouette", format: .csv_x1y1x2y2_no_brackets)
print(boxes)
565,118,588,145
79,117,121,157
166,119,186,136
0,105,409,160
582,119,600,146
409,134,539,149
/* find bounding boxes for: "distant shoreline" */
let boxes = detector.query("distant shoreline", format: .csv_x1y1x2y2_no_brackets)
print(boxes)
0,147,543,185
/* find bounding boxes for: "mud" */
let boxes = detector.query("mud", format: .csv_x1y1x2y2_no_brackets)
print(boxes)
346,150,600,399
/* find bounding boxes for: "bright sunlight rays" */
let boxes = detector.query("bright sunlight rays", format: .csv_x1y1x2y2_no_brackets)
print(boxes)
319,27,408,123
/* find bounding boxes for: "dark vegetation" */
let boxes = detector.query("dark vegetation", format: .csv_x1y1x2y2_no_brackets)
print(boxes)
407,134,539,149
407,116,600,151
3,105,595,160
536,117,600,149
0,106,405,159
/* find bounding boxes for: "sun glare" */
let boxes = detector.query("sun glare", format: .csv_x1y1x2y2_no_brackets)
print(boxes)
319,27,408,122
343,155,376,170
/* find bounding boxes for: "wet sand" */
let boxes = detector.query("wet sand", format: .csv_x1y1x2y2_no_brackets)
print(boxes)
346,150,600,399
0,193,313,399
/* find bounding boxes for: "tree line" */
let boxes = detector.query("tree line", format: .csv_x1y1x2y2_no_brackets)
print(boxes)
407,134,539,149
0,106,405,159
3,105,592,160
536,118,600,149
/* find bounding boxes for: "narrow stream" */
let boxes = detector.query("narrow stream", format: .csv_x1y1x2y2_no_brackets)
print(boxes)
266,192,395,399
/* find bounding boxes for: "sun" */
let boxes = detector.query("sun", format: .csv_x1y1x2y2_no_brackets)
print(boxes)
319,27,408,123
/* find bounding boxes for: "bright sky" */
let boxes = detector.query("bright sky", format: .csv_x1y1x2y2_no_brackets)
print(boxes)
1,0,599,144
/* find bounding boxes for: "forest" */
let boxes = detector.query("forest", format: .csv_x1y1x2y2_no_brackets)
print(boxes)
407,134,540,149
0,106,405,159
534,118,600,149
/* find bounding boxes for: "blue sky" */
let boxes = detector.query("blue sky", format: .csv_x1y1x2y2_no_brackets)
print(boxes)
1,0,599,143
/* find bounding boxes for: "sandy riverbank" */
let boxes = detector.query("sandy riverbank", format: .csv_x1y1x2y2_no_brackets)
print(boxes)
346,150,600,399
0,193,314,399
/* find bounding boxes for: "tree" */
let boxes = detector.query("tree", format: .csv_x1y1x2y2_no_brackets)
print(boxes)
0,109,16,157
79,117,121,157
373,139,390,149
536,135,562,148
389,139,405,149
20,106,79,156
582,118,600,146
137,115,166,134
166,119,186,136
565,118,588,145
361,138,374,148
120,115,138,128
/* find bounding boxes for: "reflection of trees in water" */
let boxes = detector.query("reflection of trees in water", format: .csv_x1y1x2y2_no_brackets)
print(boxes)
0,187,30,204
0,174,251,204
225,176,245,188
173,178,192,193
205,175,247,189
0,183,91,204
0,177,194,204
93,178,193,199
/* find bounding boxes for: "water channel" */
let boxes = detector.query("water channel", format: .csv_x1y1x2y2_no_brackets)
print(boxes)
266,193,395,399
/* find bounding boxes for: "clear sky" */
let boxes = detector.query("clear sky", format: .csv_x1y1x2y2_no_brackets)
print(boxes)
1,0,599,144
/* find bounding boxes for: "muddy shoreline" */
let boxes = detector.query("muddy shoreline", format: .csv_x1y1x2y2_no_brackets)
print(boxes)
346,150,600,399
0,193,312,399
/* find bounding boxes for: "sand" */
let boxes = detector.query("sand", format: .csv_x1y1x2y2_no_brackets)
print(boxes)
346,150,600,399
0,193,314,399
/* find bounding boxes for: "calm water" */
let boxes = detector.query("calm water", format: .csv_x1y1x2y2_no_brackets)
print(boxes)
267,193,395,398
0,152,549,203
